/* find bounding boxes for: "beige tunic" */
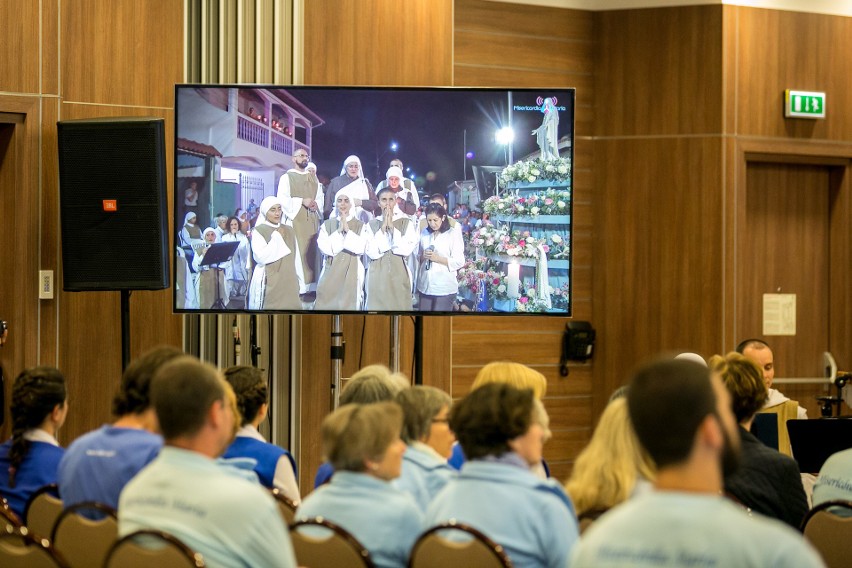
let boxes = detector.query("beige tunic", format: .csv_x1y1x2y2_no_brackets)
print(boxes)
315,218,367,311
284,171,321,288
365,217,416,311
252,224,301,310
198,267,227,309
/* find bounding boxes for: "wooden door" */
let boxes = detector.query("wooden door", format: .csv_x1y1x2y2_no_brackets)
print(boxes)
737,161,836,417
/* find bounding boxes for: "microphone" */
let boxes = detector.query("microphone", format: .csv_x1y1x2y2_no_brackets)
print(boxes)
425,234,435,270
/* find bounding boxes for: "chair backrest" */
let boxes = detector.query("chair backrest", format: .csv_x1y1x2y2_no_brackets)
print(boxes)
23,484,63,539
0,527,69,568
290,518,375,568
104,529,206,568
1,497,23,532
801,500,852,568
757,400,799,456
271,488,297,525
50,502,117,568
409,521,513,568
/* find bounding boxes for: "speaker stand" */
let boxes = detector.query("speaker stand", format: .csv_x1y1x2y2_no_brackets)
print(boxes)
121,290,131,371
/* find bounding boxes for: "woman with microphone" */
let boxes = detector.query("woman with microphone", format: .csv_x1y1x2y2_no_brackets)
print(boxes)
416,203,465,311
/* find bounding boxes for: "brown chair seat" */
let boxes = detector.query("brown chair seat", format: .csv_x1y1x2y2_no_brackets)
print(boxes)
23,484,63,539
50,501,117,568
290,517,375,568
0,526,69,568
801,499,852,568
103,529,206,568
409,520,513,568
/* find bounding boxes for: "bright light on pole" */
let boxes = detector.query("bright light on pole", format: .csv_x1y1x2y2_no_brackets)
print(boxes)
495,127,514,146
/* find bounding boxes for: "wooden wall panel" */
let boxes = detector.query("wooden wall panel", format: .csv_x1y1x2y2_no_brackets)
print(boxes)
733,8,852,140
304,0,453,86
595,6,723,137
38,97,61,366
593,137,724,410
60,0,183,107
0,1,39,94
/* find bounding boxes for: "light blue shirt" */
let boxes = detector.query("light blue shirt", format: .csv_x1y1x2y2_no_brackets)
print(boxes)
425,460,578,568
58,425,161,510
393,444,456,511
118,446,295,568
572,491,824,567
296,470,424,568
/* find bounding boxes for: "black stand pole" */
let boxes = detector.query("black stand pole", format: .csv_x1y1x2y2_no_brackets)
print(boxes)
121,290,131,371
413,315,423,385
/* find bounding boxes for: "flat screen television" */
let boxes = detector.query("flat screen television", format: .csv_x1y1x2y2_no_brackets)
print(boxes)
174,85,574,316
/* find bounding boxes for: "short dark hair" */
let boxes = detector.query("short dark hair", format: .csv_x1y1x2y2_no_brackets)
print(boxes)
424,203,450,233
151,356,225,440
429,193,447,206
450,383,534,460
224,366,267,427
377,187,396,200
112,346,184,416
735,338,770,354
627,358,716,468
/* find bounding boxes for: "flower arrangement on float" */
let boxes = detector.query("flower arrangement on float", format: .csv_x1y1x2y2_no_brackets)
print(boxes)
499,156,572,187
470,225,545,260
483,188,572,218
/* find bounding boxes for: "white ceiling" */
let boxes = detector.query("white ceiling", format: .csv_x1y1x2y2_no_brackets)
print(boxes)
495,0,852,17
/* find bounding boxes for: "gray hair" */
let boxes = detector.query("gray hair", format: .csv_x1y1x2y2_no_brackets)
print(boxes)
396,386,452,444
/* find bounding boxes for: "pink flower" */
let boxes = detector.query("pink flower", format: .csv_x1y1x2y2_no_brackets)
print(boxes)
519,297,529,304
493,278,500,285
541,244,550,253
544,198,553,205
518,240,526,246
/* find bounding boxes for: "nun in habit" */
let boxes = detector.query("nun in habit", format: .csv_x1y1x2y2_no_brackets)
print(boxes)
364,187,419,311
192,227,228,310
314,186,370,311
248,196,303,311
179,212,203,247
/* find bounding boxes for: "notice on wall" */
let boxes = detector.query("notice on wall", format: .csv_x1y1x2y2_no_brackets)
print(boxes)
763,293,796,336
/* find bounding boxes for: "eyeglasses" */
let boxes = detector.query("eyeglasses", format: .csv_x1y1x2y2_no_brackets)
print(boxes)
431,418,450,424
294,154,309,158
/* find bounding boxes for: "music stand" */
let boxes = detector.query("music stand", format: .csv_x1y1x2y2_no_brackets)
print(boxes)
199,241,239,309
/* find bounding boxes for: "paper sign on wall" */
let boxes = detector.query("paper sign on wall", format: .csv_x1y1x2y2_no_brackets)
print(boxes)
763,294,796,336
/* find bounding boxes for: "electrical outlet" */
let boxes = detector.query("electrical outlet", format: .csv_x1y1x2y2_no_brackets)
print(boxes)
39,270,54,299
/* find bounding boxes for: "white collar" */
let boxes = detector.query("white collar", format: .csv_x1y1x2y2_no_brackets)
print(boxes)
236,424,266,442
23,428,60,446
411,441,446,462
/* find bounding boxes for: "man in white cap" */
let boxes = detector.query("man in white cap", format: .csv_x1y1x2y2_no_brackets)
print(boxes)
324,155,377,221
276,149,322,297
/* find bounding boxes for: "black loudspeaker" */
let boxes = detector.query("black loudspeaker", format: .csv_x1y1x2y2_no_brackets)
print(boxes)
57,118,169,291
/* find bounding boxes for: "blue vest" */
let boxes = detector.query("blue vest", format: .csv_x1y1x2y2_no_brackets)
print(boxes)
222,437,296,489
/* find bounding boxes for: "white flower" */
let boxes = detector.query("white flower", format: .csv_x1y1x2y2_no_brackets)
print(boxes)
531,168,540,176
551,234,563,243
497,203,504,209
497,284,506,293
557,165,568,174
557,201,565,208
527,175,536,182
530,207,540,215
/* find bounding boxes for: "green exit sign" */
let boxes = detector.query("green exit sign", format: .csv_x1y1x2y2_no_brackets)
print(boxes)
785,90,826,119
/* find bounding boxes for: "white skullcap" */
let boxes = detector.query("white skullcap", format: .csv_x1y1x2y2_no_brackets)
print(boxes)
386,166,403,180
675,352,707,367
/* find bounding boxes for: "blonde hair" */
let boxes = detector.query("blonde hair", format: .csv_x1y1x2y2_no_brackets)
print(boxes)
565,398,656,516
472,362,547,399
708,352,767,422
340,364,409,406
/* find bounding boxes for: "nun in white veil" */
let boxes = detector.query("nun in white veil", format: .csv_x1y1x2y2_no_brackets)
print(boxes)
248,196,304,310
323,155,377,222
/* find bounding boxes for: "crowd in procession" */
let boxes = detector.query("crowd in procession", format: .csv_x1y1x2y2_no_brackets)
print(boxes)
178,151,471,313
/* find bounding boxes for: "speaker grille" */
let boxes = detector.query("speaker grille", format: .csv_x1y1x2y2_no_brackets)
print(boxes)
57,118,169,291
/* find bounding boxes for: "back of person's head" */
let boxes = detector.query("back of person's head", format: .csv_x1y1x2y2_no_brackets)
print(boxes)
223,365,267,427
151,356,225,441
565,398,656,516
112,345,184,416
321,402,403,472
735,338,770,354
627,358,716,469
472,361,547,399
396,386,452,444
450,383,534,460
341,365,409,405
9,367,67,487
708,352,767,423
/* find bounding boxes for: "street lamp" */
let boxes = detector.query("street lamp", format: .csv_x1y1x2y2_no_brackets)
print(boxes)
376,141,399,180
495,127,514,165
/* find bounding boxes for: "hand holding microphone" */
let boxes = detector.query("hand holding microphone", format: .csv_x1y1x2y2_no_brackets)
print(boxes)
425,245,435,270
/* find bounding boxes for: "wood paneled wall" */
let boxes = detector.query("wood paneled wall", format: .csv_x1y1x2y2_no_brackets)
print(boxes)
0,0,184,442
